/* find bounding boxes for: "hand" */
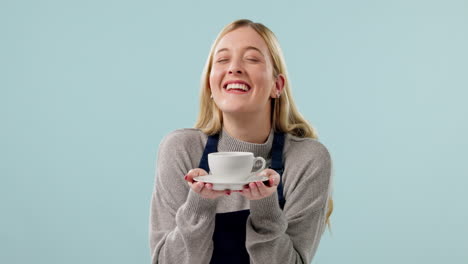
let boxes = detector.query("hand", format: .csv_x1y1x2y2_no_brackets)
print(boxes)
238,169,280,200
184,168,231,199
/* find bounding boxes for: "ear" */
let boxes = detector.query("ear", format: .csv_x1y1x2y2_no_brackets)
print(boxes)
270,74,285,98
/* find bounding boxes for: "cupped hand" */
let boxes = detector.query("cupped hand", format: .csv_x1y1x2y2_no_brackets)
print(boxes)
185,168,231,199
238,169,280,200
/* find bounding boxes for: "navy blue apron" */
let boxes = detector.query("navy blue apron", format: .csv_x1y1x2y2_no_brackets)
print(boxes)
198,132,286,264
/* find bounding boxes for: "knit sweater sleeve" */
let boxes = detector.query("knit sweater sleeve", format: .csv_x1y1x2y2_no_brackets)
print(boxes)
149,130,217,264
245,138,332,264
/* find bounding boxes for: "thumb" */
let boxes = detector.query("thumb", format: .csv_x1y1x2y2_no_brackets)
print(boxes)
185,168,208,182
259,169,280,187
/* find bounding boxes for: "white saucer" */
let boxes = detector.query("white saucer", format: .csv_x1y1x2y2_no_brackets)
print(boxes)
193,175,269,191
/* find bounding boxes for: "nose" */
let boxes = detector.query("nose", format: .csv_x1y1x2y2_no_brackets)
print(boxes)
229,69,242,74
228,59,244,75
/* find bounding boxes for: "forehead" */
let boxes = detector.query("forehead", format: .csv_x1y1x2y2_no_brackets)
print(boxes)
214,26,269,55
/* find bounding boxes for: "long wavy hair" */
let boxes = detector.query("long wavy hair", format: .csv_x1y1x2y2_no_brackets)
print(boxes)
194,19,333,229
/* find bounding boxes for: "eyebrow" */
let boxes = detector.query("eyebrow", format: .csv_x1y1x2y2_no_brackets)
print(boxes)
215,46,265,57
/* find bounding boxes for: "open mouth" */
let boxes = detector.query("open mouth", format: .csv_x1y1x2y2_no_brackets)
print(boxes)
223,83,251,93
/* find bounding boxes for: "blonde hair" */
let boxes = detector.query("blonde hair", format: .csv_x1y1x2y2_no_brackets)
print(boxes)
194,19,333,229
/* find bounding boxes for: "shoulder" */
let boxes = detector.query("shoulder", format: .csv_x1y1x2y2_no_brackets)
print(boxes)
282,134,333,199
284,133,331,164
159,128,207,152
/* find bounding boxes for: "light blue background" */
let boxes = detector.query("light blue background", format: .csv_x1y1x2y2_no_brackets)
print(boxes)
1,0,467,263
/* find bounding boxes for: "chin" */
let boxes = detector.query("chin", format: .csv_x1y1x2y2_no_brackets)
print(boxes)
220,105,265,115
216,101,266,115
216,103,247,113
219,107,250,114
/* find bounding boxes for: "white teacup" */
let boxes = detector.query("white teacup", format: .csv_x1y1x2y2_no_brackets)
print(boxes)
208,152,266,181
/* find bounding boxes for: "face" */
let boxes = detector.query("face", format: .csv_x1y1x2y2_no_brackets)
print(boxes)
209,26,281,114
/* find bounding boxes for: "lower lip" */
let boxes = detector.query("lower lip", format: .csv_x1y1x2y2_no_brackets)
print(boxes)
224,88,250,94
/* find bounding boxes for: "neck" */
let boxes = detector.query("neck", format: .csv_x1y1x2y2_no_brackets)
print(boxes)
222,105,272,144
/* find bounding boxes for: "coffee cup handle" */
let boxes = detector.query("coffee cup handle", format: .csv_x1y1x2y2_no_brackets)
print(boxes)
251,157,266,175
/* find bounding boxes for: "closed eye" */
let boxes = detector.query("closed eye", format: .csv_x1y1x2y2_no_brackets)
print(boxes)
246,58,259,62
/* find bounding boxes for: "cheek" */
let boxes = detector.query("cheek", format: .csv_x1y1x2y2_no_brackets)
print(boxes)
208,73,216,90
256,73,274,92
251,66,273,87
209,68,222,87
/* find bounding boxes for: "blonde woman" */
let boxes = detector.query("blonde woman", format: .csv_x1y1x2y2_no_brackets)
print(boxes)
149,19,333,264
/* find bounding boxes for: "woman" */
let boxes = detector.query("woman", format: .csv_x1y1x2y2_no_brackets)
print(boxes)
149,19,333,264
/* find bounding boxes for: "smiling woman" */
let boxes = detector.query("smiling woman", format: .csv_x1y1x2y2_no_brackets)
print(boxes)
149,19,333,264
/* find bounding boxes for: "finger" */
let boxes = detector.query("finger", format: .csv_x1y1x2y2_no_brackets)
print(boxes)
192,181,205,193
202,183,223,194
185,168,209,183
199,184,226,198
186,168,208,177
260,169,280,187
270,173,280,187
184,174,194,183
249,182,260,197
241,185,252,198
255,181,267,196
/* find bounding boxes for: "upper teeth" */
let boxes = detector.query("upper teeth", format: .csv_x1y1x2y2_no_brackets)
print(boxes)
226,83,249,91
